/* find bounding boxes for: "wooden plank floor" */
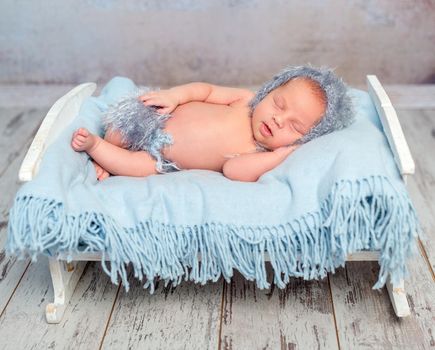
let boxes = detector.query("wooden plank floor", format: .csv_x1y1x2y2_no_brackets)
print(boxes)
0,85,433,350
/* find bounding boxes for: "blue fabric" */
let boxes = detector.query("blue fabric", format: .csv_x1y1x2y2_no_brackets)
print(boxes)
6,77,422,293
100,85,182,174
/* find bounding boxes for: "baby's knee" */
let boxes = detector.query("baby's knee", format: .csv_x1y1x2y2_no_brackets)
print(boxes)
133,151,159,177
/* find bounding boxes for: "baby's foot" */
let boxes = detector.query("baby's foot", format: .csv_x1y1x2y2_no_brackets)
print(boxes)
92,160,110,181
71,128,99,152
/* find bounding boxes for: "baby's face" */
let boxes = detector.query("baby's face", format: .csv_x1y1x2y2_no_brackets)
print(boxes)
251,78,326,150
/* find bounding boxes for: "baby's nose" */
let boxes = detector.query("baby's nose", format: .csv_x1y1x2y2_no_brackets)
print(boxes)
273,114,284,127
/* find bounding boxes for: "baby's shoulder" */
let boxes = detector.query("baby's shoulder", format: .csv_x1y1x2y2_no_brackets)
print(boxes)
228,88,255,108
241,88,255,101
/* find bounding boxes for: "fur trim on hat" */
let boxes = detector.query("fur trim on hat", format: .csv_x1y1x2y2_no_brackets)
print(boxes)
249,64,355,146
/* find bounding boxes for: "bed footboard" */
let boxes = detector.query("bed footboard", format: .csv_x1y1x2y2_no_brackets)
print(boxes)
17,82,96,323
18,82,96,182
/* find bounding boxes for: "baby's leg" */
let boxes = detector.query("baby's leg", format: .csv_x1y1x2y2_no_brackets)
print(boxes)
93,161,110,181
71,128,158,177
91,126,126,180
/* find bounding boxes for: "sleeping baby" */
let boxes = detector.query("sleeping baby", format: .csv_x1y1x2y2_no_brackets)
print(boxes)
71,65,354,182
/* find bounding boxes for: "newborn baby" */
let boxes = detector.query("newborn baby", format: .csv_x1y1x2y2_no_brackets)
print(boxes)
71,65,354,182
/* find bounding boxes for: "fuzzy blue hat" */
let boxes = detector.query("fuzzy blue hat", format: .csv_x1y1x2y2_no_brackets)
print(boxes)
248,65,355,146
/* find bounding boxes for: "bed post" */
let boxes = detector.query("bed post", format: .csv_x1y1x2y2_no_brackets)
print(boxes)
46,258,87,323
366,75,415,317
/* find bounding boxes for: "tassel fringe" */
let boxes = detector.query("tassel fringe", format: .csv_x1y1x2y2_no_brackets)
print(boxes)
6,176,422,293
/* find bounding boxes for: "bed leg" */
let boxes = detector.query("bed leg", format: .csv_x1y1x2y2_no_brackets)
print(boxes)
45,258,87,324
386,275,410,317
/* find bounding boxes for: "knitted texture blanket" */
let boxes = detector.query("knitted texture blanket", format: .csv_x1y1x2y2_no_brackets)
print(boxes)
6,77,422,293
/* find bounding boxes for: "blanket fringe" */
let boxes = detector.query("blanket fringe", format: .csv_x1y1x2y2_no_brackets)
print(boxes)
6,176,422,293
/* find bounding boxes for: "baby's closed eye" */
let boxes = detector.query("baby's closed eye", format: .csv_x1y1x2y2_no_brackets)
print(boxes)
274,96,285,109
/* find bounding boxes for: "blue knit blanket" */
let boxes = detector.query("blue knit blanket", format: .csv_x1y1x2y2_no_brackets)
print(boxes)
6,77,422,293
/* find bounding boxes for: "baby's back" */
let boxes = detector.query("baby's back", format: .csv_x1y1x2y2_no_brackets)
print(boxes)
162,102,257,171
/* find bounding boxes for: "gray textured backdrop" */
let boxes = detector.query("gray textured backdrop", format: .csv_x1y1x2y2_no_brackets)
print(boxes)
1,0,434,86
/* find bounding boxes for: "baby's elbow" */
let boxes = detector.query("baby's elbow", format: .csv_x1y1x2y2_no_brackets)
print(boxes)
222,162,259,182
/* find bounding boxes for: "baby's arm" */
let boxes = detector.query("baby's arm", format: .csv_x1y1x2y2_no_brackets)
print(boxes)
223,146,298,182
171,83,254,106
139,83,254,113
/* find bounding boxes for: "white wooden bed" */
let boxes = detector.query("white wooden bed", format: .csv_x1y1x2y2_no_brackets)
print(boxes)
17,76,416,323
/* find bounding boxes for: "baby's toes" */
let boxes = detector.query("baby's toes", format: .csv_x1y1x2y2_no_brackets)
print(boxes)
71,137,87,151
77,128,89,137
71,127,95,152
92,161,103,176
93,161,110,181
98,169,110,181
71,138,83,151
95,167,103,177
75,134,87,142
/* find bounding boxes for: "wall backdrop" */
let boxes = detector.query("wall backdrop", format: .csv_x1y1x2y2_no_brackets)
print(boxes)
1,0,434,86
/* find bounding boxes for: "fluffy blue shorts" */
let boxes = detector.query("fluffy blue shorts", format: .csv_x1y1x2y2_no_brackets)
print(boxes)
101,86,182,174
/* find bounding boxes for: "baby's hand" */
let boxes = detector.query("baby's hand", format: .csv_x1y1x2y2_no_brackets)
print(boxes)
138,90,180,114
273,145,299,159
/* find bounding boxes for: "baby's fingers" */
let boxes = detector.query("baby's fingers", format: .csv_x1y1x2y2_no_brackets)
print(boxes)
138,91,157,101
156,108,170,115
141,97,163,107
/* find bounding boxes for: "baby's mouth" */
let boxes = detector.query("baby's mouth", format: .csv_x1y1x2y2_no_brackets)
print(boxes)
263,122,273,136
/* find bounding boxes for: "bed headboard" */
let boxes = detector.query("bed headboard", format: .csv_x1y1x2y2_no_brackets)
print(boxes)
366,75,415,183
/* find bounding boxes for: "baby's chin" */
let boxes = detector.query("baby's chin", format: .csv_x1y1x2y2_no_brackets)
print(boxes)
258,140,295,151
253,137,275,151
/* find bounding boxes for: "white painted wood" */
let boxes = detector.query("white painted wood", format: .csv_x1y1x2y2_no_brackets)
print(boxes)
16,77,418,323
13,84,96,323
1,88,433,348
0,257,121,350
219,263,339,349
345,251,380,261
101,265,222,349
0,109,49,176
366,75,415,178
385,277,410,317
329,258,434,349
12,83,96,323
18,83,96,182
397,110,435,271
0,108,50,317
365,75,422,317
0,168,30,314
58,250,381,262
45,259,87,324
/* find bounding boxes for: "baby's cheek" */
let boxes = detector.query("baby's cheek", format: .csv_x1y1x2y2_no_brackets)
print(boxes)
277,132,296,147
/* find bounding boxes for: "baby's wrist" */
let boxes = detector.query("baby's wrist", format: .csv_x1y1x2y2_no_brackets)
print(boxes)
273,146,298,160
172,92,182,106
169,85,193,106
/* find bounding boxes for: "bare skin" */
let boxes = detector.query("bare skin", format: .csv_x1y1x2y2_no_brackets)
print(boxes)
71,129,109,181
71,78,326,182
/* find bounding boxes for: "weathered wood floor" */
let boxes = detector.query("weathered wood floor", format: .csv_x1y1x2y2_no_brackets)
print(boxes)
0,85,433,350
